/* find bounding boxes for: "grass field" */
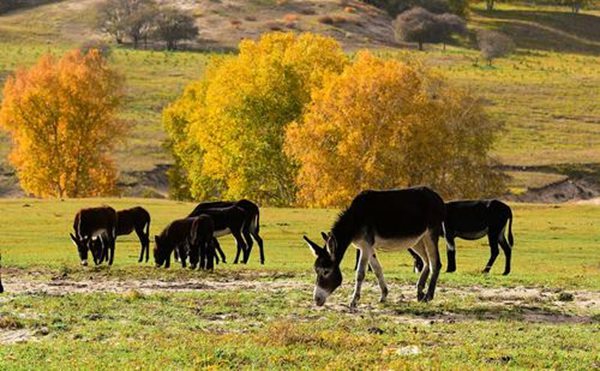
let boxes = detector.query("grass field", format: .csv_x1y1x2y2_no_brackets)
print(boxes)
0,198,598,368
0,1,599,193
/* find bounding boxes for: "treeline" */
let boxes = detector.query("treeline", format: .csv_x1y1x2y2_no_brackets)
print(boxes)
96,0,199,50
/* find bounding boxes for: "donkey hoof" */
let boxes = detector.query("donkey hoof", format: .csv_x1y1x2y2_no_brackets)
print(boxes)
502,271,510,276
417,292,426,302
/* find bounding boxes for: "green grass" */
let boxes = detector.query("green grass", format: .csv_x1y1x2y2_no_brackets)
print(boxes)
0,199,599,368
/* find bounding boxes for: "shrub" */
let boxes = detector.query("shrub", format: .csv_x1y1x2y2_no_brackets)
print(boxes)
285,52,505,207
477,29,515,65
395,7,467,50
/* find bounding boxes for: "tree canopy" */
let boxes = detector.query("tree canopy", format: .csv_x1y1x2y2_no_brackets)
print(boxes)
285,51,505,207
0,49,125,198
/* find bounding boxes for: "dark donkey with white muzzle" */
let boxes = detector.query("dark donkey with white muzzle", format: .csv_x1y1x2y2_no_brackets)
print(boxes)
70,206,117,266
304,187,446,308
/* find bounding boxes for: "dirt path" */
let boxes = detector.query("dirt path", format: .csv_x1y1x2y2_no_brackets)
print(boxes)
2,275,598,316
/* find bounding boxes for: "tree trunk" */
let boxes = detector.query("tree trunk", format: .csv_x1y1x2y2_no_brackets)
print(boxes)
418,41,423,51
486,0,494,11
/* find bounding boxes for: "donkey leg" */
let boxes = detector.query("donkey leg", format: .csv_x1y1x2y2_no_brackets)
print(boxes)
499,235,512,276
213,238,226,263
232,232,247,265
483,232,500,273
350,247,371,308
108,237,115,266
252,231,265,265
445,235,457,273
408,248,424,273
423,233,441,302
412,241,430,302
369,253,388,303
242,229,253,264
135,227,148,263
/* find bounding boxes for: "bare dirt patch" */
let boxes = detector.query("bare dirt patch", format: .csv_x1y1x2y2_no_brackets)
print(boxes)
3,274,598,325
0,329,34,345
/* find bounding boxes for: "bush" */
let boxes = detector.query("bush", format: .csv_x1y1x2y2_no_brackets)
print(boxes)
163,33,348,205
285,52,505,207
395,7,466,50
477,29,515,65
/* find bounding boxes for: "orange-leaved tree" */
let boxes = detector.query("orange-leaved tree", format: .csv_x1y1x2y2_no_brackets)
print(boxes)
285,51,505,208
163,32,348,205
0,49,125,198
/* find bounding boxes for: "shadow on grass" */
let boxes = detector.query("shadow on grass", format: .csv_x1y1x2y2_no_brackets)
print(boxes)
391,301,596,324
473,8,600,55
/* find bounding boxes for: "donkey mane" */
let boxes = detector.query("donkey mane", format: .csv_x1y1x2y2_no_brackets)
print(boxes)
330,195,366,262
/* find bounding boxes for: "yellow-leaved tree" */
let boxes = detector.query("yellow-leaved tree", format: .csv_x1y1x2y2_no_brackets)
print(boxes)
0,49,124,198
285,51,505,208
163,32,348,205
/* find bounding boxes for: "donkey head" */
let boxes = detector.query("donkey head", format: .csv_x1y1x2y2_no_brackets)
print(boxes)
153,235,167,267
304,235,342,306
70,233,93,266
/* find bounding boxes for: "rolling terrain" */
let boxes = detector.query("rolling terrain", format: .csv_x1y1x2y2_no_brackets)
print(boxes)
0,0,599,200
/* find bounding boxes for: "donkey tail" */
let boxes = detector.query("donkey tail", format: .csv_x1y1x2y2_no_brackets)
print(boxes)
507,211,514,247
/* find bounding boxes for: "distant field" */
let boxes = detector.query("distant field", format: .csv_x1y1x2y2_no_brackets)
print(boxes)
0,1,599,194
0,199,598,368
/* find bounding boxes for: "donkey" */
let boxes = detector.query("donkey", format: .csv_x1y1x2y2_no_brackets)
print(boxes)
188,199,264,264
188,204,249,264
116,207,151,263
154,215,215,270
444,199,514,275
70,206,117,266
304,187,446,307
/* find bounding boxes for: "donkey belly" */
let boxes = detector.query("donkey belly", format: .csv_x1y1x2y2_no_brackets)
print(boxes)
456,228,488,241
214,228,231,238
358,232,426,253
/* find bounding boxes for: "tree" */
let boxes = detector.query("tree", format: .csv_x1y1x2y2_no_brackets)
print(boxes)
0,49,125,198
154,7,199,50
395,7,466,50
285,52,504,208
163,32,348,205
96,0,157,48
477,29,515,66
485,0,495,11
561,0,590,13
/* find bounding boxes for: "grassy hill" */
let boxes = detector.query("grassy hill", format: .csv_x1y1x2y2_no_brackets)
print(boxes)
0,0,599,198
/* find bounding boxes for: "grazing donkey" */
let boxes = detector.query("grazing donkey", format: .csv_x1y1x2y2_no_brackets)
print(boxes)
154,215,215,270
304,187,446,307
444,199,514,275
115,207,151,263
70,206,117,266
90,207,151,264
188,204,250,264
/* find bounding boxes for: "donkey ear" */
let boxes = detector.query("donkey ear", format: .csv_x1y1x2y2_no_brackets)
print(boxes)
303,236,324,257
320,231,329,242
326,235,337,256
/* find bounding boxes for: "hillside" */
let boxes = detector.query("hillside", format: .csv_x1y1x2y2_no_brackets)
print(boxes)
0,0,599,200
